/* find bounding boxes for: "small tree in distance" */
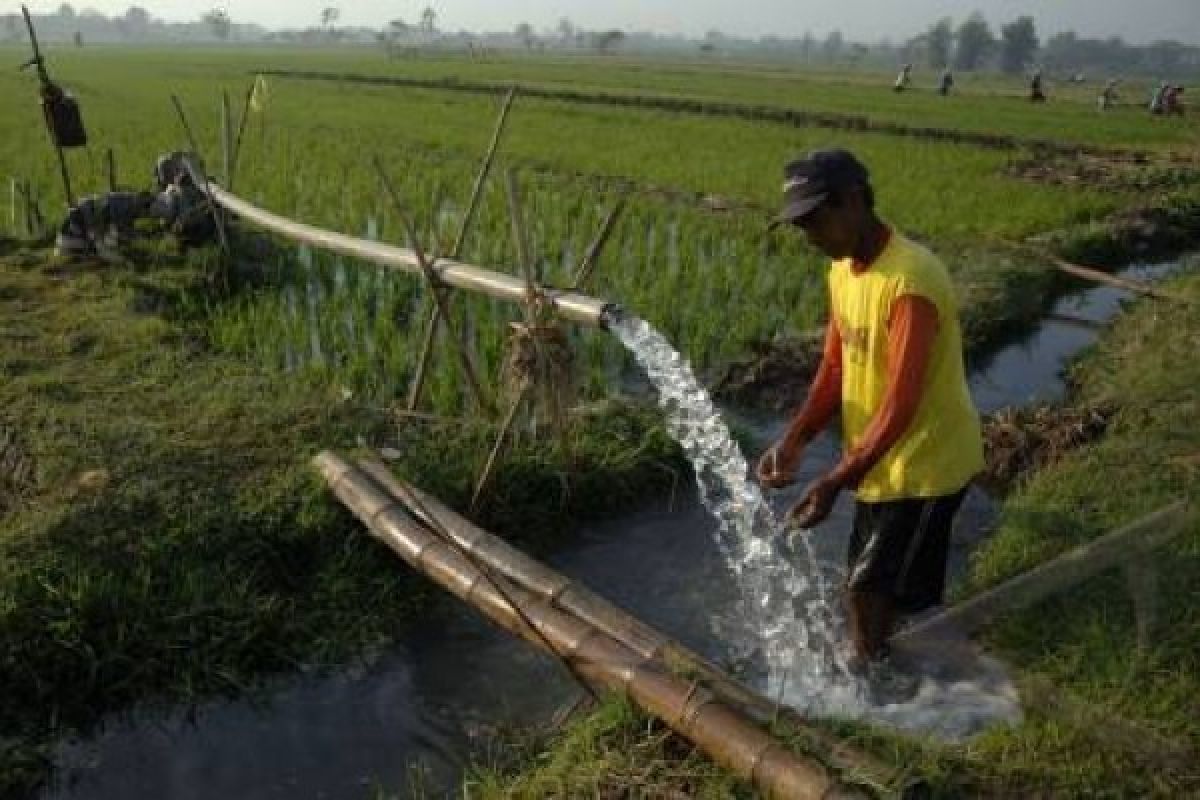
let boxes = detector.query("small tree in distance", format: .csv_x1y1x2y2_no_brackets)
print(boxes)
1000,16,1039,74
955,12,996,71
926,18,954,70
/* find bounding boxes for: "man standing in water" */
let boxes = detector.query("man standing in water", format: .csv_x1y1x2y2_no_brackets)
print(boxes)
757,149,983,672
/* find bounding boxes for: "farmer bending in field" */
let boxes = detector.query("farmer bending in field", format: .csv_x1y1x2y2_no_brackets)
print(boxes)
757,149,983,672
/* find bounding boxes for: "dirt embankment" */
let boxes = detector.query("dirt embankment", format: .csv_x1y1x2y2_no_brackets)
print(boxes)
979,404,1114,493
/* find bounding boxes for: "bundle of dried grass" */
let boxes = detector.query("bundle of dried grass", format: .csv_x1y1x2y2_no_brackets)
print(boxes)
982,403,1115,493
502,320,576,436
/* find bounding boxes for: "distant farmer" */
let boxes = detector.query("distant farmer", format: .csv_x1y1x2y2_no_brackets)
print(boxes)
758,149,984,671
1098,79,1120,111
1164,85,1186,116
937,69,954,96
1149,82,1168,114
1029,69,1046,103
893,63,913,93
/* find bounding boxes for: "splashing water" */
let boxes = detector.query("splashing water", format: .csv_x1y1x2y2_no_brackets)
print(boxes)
608,310,1023,734
608,312,859,711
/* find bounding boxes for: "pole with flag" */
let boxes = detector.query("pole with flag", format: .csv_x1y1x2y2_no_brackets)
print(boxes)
249,73,269,150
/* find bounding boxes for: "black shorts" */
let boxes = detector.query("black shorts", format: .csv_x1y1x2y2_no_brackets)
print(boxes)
846,488,967,613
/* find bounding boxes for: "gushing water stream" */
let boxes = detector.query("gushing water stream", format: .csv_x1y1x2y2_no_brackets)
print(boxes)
607,312,861,712
608,310,1031,735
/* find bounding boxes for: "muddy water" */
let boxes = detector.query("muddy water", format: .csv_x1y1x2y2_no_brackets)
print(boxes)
44,263,1177,800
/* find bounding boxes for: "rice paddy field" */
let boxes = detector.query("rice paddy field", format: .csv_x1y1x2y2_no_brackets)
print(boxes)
2,46,1195,410
0,44,1197,798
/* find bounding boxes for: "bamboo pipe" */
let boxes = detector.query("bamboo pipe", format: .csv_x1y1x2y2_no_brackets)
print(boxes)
315,452,861,800
357,458,919,799
208,185,617,329
895,501,1189,644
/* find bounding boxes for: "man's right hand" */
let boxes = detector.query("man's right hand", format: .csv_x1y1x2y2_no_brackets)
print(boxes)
756,442,801,489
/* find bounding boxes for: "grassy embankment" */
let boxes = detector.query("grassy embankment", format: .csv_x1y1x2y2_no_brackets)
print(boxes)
471,264,1200,798
0,48,1195,797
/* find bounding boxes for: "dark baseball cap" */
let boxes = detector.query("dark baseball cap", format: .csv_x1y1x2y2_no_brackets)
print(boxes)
771,149,870,229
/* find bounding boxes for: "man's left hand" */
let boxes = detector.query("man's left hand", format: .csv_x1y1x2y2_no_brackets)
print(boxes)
788,474,842,529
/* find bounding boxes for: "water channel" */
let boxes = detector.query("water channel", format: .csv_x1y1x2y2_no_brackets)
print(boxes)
44,263,1179,800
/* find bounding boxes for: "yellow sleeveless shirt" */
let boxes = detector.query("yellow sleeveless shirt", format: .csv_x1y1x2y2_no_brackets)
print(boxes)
828,232,983,501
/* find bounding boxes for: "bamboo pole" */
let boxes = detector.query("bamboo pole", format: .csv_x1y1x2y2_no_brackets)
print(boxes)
358,459,919,799
572,193,627,290
315,452,861,800
229,83,255,192
505,169,538,312
374,157,492,414
220,90,232,186
169,94,201,155
461,169,546,512
468,386,528,515
408,88,517,412
999,239,1185,303
208,185,615,329
895,502,1189,644
451,87,516,260
1049,255,1182,302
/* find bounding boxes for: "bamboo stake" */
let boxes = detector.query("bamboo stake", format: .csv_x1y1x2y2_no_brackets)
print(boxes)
895,502,1189,644
220,90,233,186
408,88,517,412
169,94,201,155
451,87,516,260
999,239,1185,303
168,96,232,268
105,147,116,192
361,459,919,798
1049,255,1182,302
468,385,528,516
572,193,627,290
505,169,538,313
464,169,545,513
373,157,492,414
229,82,255,192
315,452,858,800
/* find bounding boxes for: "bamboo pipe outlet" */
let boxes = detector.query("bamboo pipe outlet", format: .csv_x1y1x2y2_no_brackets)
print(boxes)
356,458,920,798
314,451,863,800
209,185,618,328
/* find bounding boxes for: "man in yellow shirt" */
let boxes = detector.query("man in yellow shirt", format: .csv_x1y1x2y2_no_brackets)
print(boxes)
758,149,984,670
